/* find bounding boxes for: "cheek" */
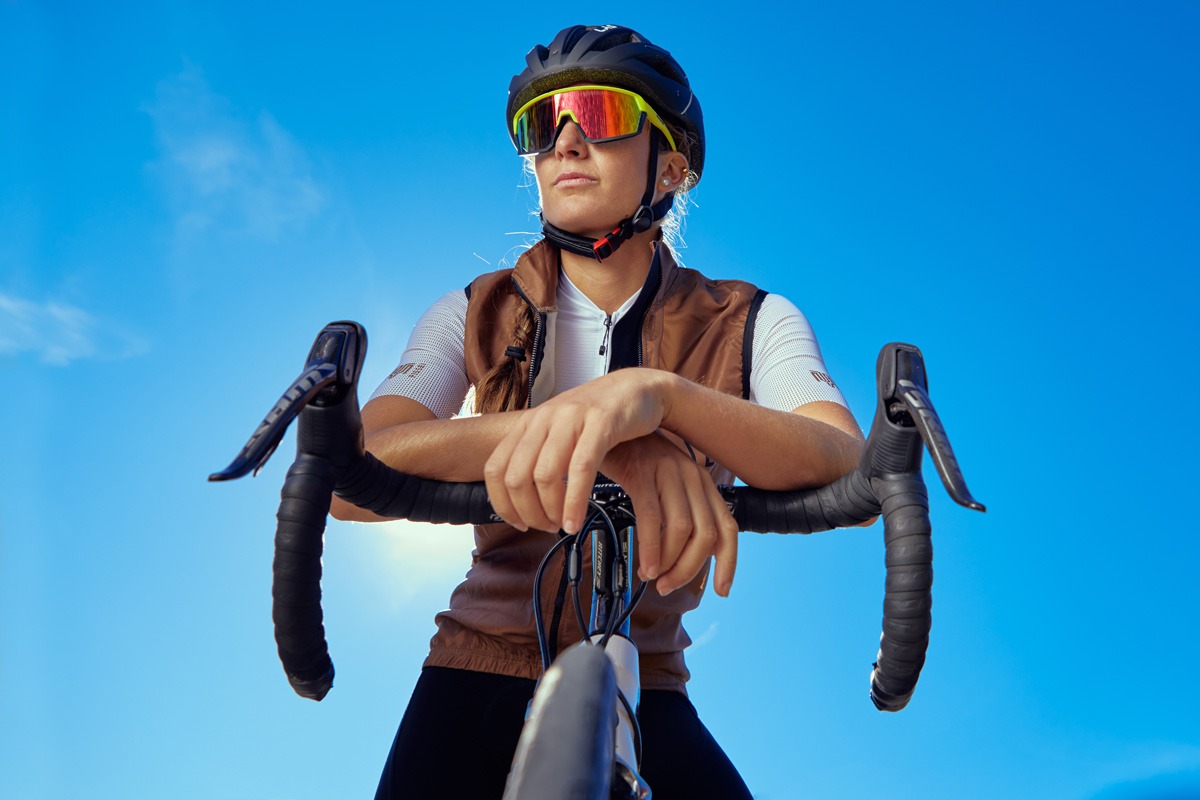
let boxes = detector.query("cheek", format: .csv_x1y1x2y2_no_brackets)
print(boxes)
532,155,552,195
609,142,652,196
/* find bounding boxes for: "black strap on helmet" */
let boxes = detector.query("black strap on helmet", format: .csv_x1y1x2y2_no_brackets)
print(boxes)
541,127,674,262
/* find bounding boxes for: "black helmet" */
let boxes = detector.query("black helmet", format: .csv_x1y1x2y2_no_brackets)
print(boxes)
507,24,705,183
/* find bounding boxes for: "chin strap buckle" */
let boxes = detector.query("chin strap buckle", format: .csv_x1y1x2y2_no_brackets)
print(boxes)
591,205,656,261
592,231,619,261
592,221,629,261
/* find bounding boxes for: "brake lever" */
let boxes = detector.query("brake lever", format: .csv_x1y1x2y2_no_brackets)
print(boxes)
208,321,366,482
886,344,985,512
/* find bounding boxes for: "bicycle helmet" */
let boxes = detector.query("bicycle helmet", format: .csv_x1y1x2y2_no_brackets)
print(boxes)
508,25,706,260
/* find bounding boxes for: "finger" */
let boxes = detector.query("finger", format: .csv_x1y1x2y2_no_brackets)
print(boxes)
501,421,559,532
561,421,611,533
530,419,582,530
483,425,527,530
652,462,694,595
655,463,725,595
484,419,547,532
627,476,663,581
669,470,737,597
707,483,739,597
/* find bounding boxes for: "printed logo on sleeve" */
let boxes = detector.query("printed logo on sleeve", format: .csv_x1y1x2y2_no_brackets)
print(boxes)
388,362,426,380
811,370,837,389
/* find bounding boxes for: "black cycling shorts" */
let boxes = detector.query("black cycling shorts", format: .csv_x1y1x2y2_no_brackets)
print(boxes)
374,665,753,799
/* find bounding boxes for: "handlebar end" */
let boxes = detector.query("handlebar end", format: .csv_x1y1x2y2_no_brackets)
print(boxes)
287,665,335,702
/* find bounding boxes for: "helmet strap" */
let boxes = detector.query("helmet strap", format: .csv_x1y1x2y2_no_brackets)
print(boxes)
541,128,674,262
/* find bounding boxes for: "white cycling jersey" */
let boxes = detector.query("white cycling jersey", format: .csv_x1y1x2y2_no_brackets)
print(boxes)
371,276,849,419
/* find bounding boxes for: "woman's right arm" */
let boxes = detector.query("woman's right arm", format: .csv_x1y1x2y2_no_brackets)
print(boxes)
329,287,528,522
329,395,525,522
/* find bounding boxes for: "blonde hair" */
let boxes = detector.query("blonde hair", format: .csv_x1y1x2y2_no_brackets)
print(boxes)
473,300,539,414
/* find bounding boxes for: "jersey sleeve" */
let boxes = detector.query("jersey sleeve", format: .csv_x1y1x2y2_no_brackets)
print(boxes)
369,289,471,420
749,293,850,412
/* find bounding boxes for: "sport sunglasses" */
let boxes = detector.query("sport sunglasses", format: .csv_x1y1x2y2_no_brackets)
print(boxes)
511,85,678,155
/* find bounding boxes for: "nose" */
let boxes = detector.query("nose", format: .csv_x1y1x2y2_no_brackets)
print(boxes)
554,120,588,157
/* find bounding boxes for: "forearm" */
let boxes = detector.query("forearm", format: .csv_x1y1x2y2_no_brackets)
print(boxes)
330,408,524,522
657,372,863,490
364,412,522,481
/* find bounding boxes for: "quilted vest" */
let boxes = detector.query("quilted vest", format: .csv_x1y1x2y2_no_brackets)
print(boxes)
424,239,766,693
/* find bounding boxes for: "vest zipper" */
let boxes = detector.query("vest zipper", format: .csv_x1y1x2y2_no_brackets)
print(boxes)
527,311,543,408
510,280,545,409
636,251,662,368
636,304,651,368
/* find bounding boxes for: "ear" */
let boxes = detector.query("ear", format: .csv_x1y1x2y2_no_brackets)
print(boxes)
655,150,691,197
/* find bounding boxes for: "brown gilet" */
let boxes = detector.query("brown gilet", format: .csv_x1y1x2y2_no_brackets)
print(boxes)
423,239,765,694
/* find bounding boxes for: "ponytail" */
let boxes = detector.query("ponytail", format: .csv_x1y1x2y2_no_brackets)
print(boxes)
474,303,539,414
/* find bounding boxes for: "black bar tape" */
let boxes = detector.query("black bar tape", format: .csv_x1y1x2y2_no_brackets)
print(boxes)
335,452,497,525
272,454,337,701
869,473,932,712
727,469,879,534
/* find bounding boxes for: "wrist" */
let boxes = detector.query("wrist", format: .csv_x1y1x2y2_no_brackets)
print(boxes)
652,370,687,430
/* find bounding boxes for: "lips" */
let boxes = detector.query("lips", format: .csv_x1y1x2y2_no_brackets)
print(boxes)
554,171,597,187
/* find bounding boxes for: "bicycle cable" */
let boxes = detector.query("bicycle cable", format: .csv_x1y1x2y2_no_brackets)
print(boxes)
599,582,647,650
586,497,646,769
532,534,575,671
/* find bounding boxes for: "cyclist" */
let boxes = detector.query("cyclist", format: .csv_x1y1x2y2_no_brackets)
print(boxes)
331,24,864,799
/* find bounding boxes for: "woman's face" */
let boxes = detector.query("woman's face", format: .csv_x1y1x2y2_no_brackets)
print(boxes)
534,121,655,239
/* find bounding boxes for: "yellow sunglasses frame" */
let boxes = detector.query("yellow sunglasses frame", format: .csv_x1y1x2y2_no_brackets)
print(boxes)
511,84,678,153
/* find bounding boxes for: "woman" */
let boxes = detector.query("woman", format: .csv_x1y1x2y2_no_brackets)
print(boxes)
333,24,864,799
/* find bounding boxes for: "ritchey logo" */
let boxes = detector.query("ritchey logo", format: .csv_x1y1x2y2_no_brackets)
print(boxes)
388,363,426,379
811,370,837,388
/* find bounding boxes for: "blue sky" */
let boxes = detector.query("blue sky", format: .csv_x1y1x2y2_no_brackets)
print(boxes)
2,2,1198,798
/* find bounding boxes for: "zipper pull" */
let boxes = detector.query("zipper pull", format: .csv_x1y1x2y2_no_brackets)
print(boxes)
598,314,613,356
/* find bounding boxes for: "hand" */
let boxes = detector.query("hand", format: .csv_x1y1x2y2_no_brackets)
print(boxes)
483,369,670,535
599,433,738,597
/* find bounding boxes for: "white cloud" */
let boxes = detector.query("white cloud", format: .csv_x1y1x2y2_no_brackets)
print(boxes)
145,66,324,239
0,292,147,365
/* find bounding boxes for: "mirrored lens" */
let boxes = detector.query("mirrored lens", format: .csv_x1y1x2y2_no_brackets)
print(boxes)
515,89,645,154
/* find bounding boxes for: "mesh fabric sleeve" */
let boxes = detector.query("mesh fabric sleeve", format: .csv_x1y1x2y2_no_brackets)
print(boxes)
369,289,471,420
749,293,850,412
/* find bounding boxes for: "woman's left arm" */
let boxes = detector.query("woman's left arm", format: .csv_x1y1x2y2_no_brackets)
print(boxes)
656,371,863,490
485,367,860,515
483,368,864,594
